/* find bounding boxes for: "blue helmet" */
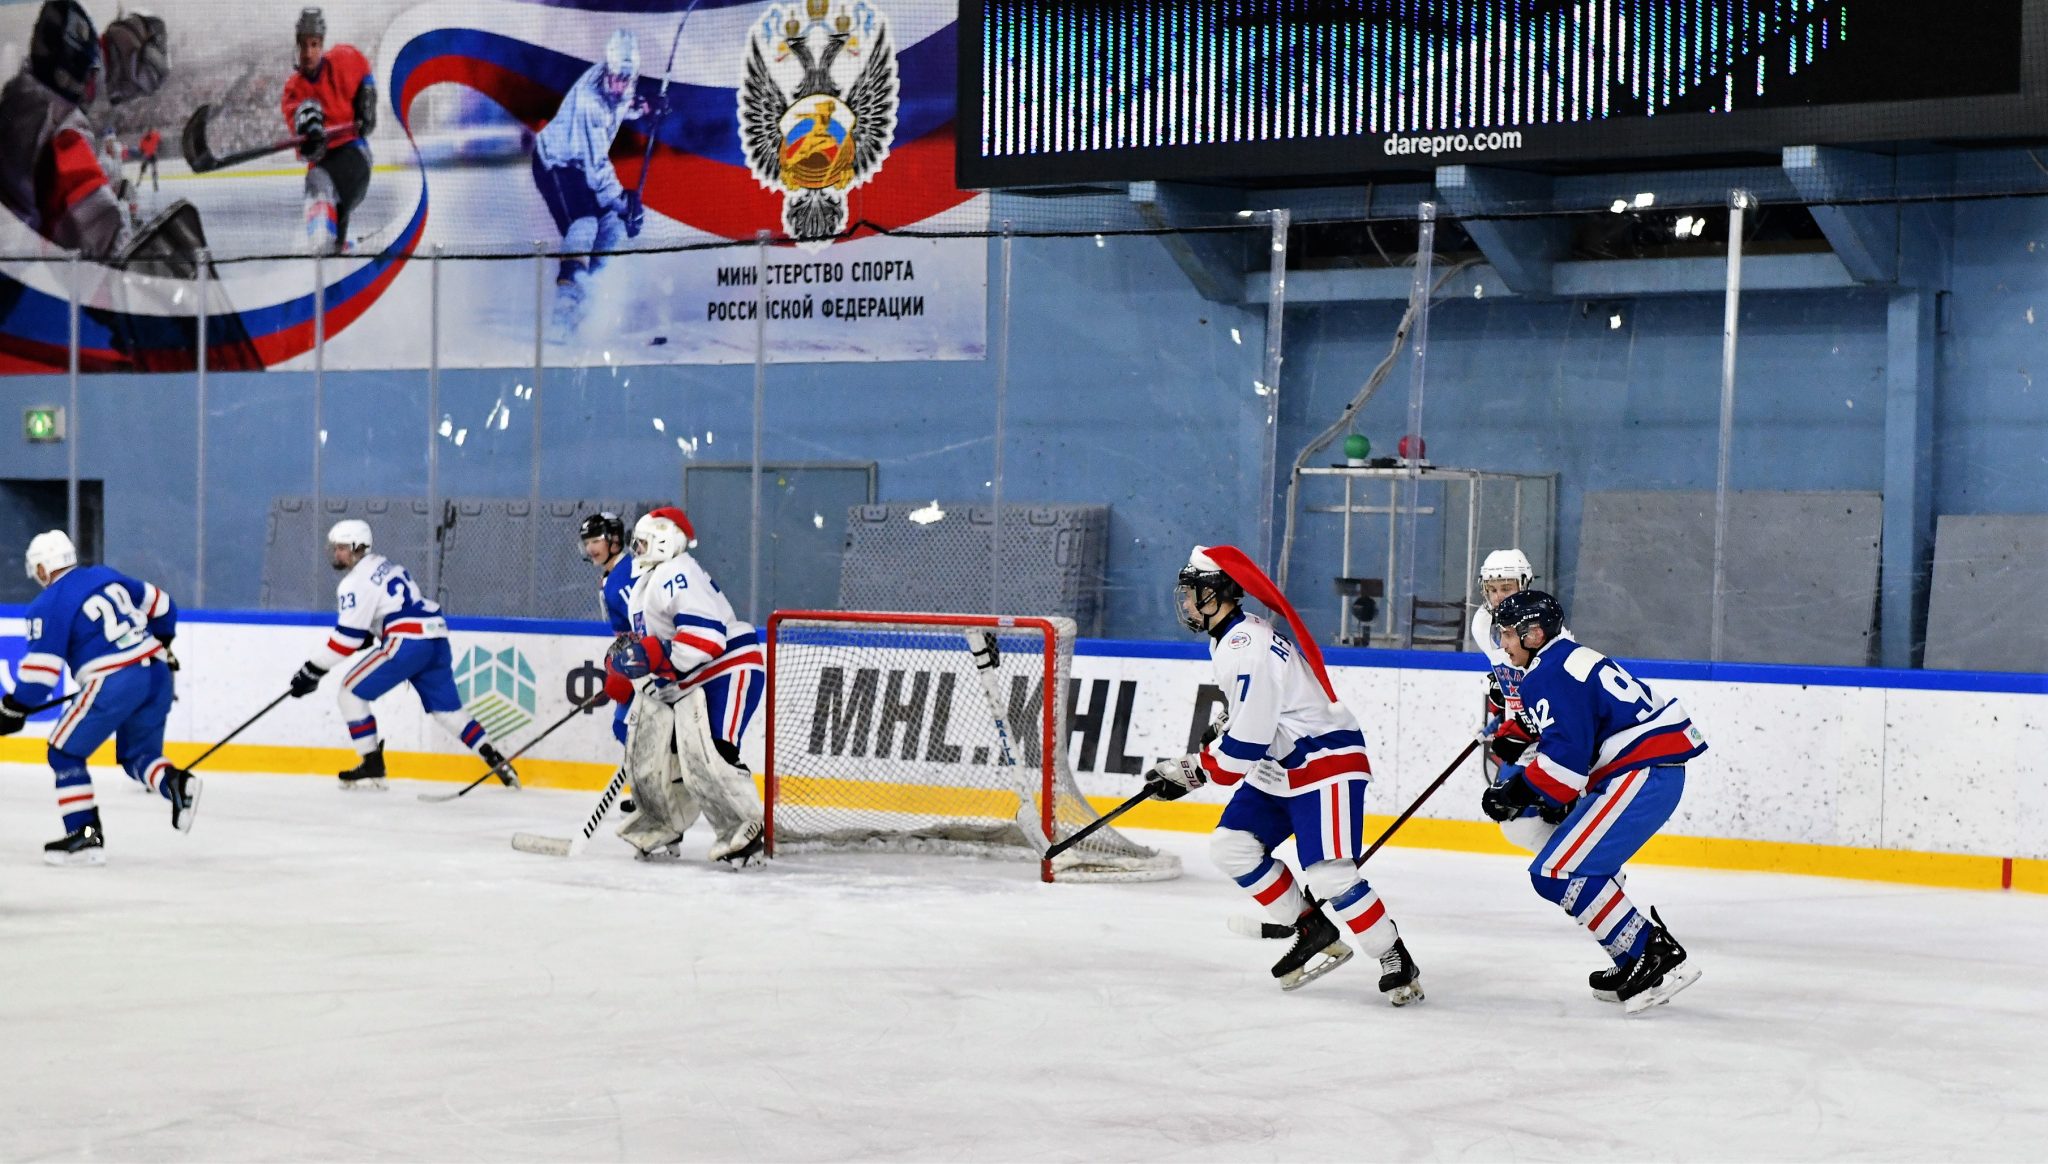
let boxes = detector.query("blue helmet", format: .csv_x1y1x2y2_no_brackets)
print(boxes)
1493,588,1565,642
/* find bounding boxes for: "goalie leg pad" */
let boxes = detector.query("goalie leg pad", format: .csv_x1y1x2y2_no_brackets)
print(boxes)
671,687,763,842
617,697,700,852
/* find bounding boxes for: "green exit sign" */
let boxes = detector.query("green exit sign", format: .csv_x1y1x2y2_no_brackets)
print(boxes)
25,406,64,443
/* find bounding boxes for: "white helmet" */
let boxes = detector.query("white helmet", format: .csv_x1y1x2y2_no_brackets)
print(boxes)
25,529,77,582
1478,548,1533,587
631,506,696,566
604,28,638,80
327,519,373,550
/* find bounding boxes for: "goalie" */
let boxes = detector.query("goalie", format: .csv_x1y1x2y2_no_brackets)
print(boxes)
1148,546,1423,1005
607,508,766,867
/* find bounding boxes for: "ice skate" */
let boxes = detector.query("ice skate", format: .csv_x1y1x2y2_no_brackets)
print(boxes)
338,744,387,791
617,811,684,860
1271,906,1352,991
1590,960,1628,1003
44,817,106,867
479,743,519,788
1615,910,1700,1015
709,819,765,868
549,274,589,339
165,766,201,833
1376,938,1424,1006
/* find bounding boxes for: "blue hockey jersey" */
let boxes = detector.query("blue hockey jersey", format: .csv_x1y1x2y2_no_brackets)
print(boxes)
14,564,176,704
1514,636,1707,804
601,553,636,634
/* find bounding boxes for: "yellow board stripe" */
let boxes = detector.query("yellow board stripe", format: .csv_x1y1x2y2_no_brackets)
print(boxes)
4,737,2041,894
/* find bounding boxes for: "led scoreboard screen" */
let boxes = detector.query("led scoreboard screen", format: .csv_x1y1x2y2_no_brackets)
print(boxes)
959,0,2045,186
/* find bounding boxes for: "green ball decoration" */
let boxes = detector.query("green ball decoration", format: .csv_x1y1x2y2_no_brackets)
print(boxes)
1343,433,1371,461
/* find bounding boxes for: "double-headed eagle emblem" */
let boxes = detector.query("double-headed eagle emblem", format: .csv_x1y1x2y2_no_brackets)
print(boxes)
739,0,899,248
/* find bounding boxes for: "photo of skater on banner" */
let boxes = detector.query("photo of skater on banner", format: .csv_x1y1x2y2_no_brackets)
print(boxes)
0,0,986,374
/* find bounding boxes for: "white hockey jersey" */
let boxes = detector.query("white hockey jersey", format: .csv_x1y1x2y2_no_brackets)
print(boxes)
307,553,446,669
1196,611,1371,797
627,551,762,692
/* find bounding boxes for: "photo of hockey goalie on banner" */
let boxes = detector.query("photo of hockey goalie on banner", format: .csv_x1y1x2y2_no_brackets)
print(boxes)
0,0,986,374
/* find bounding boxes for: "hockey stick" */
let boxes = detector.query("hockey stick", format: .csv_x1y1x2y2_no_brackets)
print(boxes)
180,103,355,174
18,690,81,714
1045,785,1155,860
1228,737,1483,940
183,691,293,772
416,692,604,802
511,766,629,857
628,0,703,209
963,629,1053,859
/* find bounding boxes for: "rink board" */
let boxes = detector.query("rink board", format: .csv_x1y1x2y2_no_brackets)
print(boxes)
2,608,2043,891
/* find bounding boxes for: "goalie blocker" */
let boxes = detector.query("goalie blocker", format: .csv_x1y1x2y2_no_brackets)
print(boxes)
764,611,1179,883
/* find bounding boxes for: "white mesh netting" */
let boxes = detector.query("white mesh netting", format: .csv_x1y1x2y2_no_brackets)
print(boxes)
766,613,1180,882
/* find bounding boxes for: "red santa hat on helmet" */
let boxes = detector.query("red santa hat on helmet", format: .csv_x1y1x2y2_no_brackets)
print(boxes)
1191,544,1337,704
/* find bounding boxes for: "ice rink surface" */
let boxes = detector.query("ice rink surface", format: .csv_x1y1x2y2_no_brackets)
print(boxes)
4,767,2046,1162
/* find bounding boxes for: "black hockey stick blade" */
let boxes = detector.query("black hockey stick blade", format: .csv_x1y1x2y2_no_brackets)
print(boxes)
182,103,357,174
1044,786,1155,860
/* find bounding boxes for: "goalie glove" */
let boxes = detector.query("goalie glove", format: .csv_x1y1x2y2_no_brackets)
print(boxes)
1144,754,1207,802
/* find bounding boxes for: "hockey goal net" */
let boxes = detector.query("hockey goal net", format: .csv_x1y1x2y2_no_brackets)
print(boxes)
765,611,1180,882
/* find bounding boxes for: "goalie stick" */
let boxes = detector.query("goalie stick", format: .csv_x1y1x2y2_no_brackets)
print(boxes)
510,766,630,857
963,629,1053,860
1228,736,1484,939
416,693,604,802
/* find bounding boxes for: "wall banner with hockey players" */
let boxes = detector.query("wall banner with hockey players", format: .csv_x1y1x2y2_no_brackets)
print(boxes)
0,0,987,374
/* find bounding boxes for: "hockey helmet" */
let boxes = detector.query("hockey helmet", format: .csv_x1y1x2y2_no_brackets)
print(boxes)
296,7,326,42
326,519,373,550
604,28,639,80
30,0,100,105
631,506,696,565
25,529,77,583
578,510,626,547
1492,589,1565,644
1478,548,1534,588
1174,545,1244,632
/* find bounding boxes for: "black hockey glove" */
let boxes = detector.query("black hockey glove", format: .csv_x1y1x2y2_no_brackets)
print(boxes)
294,101,327,163
158,634,180,672
621,190,645,239
1538,796,1575,825
1480,768,1542,823
1199,710,1230,748
1489,716,1536,765
288,662,327,698
352,77,379,138
0,694,28,737
1143,754,1207,802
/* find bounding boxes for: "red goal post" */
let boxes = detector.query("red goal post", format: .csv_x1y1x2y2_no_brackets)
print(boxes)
764,610,1179,883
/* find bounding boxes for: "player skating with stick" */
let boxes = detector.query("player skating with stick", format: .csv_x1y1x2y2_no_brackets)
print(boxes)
1145,545,1423,1004
281,7,376,254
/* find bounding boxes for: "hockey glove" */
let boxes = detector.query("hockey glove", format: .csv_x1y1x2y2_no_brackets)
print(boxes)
1480,767,1542,823
1538,796,1575,825
352,77,380,138
622,191,645,239
1489,716,1536,766
1144,754,1207,802
288,662,327,698
0,694,28,737
1199,710,1230,748
606,632,651,679
294,101,327,163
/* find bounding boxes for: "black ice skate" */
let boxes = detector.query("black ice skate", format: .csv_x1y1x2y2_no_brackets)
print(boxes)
1376,938,1425,1006
1589,960,1628,1003
339,744,387,791
1272,906,1353,991
164,766,202,833
44,815,106,867
1614,909,1700,1015
478,743,519,789
710,819,766,869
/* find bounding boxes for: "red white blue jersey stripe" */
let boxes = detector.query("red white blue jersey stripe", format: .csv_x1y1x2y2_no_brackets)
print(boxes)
1515,639,1708,804
309,554,447,670
12,564,177,705
628,551,763,698
1196,611,1372,797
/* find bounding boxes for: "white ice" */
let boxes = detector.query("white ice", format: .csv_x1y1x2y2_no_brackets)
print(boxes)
4,766,2046,1162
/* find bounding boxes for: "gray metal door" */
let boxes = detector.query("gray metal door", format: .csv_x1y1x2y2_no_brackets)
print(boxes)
683,462,875,620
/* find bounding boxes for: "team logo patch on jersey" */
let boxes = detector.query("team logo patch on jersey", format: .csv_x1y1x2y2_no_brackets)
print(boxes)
454,646,538,739
1226,631,1251,649
739,0,900,249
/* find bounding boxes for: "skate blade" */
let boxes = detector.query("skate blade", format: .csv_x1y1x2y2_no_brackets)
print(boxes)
1384,979,1424,1007
173,776,202,834
1623,965,1702,1015
1592,988,1622,1004
339,778,388,792
1279,944,1354,991
43,848,107,867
